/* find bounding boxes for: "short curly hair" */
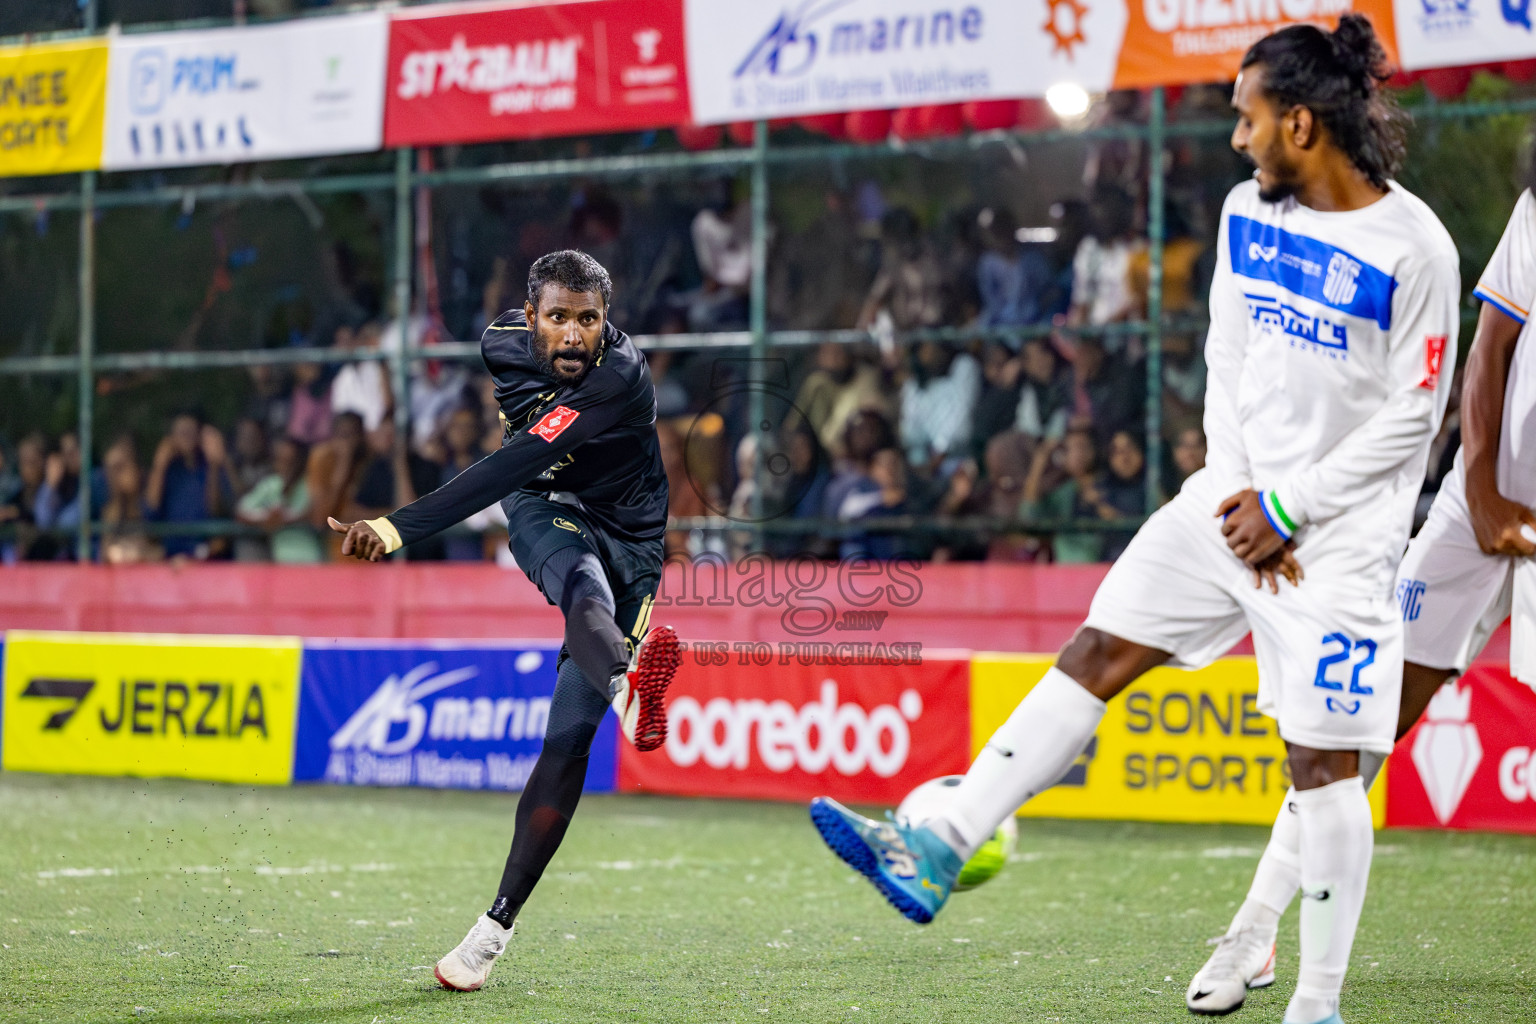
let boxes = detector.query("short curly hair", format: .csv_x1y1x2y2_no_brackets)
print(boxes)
526,249,613,311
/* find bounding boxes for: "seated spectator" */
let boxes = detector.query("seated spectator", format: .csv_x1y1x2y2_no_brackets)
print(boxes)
1159,331,1208,431
1098,430,1148,561
972,343,1024,459
286,362,333,446
1015,337,1072,443
350,420,442,560
0,440,18,523
1170,423,1207,489
790,342,890,460
823,409,896,526
980,431,1046,562
237,437,321,564
1068,183,1147,333
146,413,235,560
858,207,944,333
1071,336,1146,448
229,417,271,499
1020,428,1104,564
768,423,832,558
841,448,912,561
687,181,751,331
330,321,392,433
657,419,718,560
975,207,1053,328
898,341,980,479
244,364,292,442
438,406,493,562
307,411,370,536
99,437,159,565
4,433,48,561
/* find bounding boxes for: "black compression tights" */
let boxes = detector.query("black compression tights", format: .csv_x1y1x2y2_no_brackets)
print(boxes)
486,552,628,928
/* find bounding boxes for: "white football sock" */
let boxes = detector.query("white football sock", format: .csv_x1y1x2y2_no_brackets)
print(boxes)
1287,776,1374,1024
929,667,1105,859
1233,787,1300,931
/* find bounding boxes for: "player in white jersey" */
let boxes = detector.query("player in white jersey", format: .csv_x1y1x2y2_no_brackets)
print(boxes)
807,17,1459,1024
1187,184,1536,1017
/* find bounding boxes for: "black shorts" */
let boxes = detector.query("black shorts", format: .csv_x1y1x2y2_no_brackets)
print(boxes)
503,492,664,652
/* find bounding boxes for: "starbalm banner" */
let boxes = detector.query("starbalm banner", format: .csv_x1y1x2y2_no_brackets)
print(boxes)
101,11,387,170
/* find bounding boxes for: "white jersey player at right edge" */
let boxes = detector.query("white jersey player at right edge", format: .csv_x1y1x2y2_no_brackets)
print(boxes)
808,16,1459,1024
1189,164,1536,1016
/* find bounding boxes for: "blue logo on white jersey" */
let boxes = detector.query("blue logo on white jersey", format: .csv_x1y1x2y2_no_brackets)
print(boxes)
1397,578,1427,621
1246,293,1349,352
1229,215,1397,329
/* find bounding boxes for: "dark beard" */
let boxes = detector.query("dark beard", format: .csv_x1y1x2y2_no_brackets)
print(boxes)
532,328,593,385
1257,177,1299,204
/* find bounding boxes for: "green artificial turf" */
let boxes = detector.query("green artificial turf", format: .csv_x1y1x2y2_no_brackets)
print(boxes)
0,773,1531,1023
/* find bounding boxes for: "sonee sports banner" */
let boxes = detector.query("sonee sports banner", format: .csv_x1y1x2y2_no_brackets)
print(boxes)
0,630,302,784
0,39,108,177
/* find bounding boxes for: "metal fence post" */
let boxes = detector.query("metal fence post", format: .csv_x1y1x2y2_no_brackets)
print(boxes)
1144,86,1167,513
747,119,770,548
392,148,413,438
76,170,96,562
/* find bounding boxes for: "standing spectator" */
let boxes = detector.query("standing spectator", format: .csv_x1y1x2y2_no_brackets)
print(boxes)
1015,338,1073,443
307,411,370,537
1169,423,1208,490
1158,331,1208,432
237,437,321,564
99,437,158,565
1097,430,1148,561
770,190,866,331
146,413,235,560
286,362,333,446
790,343,890,460
859,208,944,333
898,341,981,479
687,181,752,330
1068,183,1146,331
229,417,272,499
975,207,1053,328
1020,428,1103,564
4,433,48,561
35,432,107,558
1071,337,1146,448
437,406,492,562
330,321,392,432
349,419,442,560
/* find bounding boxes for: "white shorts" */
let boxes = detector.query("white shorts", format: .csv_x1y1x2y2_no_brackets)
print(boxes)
1396,466,1518,674
1085,483,1403,755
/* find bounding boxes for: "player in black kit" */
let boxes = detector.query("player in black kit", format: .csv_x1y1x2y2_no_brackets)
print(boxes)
328,250,680,991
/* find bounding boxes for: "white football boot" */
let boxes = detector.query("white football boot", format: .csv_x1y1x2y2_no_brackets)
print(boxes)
1186,924,1277,1015
610,625,681,751
434,914,513,991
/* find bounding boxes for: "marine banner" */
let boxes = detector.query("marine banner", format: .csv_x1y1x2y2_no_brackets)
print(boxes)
0,39,108,176
101,11,387,170
0,630,302,784
971,654,1388,827
293,641,617,793
618,644,970,805
384,0,691,147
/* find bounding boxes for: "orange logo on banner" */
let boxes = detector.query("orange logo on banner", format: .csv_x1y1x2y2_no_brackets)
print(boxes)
1112,0,1399,90
1044,0,1090,56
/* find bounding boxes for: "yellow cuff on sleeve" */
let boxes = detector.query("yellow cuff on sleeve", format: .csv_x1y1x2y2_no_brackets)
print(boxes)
365,517,403,555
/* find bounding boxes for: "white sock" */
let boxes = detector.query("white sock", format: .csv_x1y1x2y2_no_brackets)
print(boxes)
929,667,1105,859
1287,776,1374,1023
1232,787,1300,933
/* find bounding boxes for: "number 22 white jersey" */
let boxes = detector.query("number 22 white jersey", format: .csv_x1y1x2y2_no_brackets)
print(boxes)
1198,178,1461,593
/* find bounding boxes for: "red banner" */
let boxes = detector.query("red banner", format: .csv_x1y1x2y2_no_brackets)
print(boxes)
383,0,690,147
1386,664,1536,834
619,646,971,806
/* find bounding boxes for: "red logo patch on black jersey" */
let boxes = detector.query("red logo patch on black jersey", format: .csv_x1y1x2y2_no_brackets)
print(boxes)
1419,336,1447,391
531,405,580,442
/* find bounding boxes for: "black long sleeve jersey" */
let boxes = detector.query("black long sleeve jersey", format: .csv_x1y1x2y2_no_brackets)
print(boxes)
382,310,669,548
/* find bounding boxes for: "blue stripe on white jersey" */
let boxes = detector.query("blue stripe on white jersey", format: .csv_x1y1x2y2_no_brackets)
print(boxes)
1228,215,1398,330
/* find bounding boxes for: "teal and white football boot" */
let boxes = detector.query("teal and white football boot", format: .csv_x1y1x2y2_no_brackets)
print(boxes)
808,796,963,924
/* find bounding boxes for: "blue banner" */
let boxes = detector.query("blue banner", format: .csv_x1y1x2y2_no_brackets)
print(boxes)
295,641,616,793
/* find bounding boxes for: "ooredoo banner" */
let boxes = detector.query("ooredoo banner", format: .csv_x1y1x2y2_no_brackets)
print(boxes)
972,654,1388,826
1392,0,1536,72
1386,665,1536,833
384,0,691,147
0,39,108,176
618,644,969,805
101,11,387,170
294,641,616,793
0,630,302,784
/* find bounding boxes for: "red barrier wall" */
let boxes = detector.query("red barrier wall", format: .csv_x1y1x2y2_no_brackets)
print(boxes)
0,562,1510,661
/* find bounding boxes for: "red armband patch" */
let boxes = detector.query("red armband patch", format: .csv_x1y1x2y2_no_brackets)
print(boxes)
531,405,580,442
1418,335,1447,391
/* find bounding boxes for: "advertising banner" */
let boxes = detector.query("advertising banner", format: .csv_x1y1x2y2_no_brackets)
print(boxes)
294,641,616,793
972,654,1387,826
0,630,302,784
384,0,691,147
0,39,108,177
618,644,969,805
1386,665,1536,833
1392,0,1535,72
101,11,387,171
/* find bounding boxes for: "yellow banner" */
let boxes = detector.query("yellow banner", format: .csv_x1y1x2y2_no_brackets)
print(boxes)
0,39,107,176
971,654,1386,827
2,631,301,784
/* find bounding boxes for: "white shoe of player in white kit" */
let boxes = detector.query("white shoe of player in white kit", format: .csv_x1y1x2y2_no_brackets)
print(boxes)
1186,924,1277,1015
434,915,513,991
